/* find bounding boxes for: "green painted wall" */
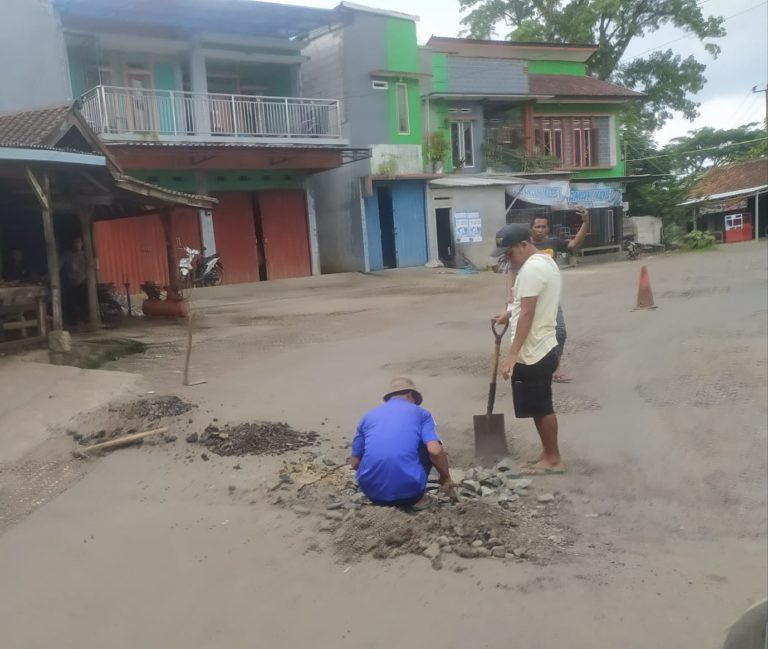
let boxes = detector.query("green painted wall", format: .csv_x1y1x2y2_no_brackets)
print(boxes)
67,48,86,97
129,170,306,192
384,18,422,144
527,60,586,76
432,52,448,93
534,103,624,177
385,18,419,73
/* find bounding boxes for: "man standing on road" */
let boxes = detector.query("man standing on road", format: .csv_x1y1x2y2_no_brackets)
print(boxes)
350,377,453,510
529,207,589,382
492,223,564,475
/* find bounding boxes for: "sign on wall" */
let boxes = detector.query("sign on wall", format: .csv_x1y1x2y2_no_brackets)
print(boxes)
455,211,482,243
509,182,623,209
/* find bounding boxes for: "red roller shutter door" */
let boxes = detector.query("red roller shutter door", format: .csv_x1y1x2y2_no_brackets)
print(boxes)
211,192,260,284
93,214,169,289
258,190,312,279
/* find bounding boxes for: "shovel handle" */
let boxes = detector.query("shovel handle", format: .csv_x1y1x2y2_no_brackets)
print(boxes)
487,321,508,415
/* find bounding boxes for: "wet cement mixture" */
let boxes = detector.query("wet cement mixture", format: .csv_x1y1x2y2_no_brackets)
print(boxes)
270,452,575,570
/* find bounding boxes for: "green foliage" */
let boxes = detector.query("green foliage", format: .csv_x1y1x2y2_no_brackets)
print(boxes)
458,0,726,129
484,143,560,172
376,154,399,178
683,229,715,249
425,131,451,171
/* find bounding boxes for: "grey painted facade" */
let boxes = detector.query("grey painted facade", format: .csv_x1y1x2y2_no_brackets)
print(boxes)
306,158,371,273
0,0,72,113
444,57,528,96
300,9,408,272
426,184,508,268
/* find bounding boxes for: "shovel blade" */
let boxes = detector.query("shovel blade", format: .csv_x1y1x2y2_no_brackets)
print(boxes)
473,413,508,458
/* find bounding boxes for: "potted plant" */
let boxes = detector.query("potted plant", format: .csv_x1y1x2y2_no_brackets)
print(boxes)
426,131,450,173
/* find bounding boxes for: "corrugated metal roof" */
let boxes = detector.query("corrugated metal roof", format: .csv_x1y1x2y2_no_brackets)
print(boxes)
430,175,535,188
0,106,72,146
104,140,350,150
54,0,336,39
679,184,768,206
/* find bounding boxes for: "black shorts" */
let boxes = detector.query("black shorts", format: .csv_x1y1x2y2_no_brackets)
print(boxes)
511,348,558,418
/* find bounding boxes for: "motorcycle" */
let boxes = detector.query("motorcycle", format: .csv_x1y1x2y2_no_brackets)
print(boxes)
622,235,641,260
97,282,124,328
178,246,224,288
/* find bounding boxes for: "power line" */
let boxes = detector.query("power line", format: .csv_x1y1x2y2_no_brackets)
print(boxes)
626,136,768,161
631,1,767,58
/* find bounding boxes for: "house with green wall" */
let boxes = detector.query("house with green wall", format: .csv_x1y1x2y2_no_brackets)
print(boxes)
420,37,644,267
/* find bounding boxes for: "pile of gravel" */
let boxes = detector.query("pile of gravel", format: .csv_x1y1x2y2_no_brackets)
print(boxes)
190,422,320,457
119,396,194,422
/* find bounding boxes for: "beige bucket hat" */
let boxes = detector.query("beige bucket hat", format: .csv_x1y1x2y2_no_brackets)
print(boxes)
383,376,423,405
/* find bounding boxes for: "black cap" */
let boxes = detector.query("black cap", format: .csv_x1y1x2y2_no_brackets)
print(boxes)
491,223,531,257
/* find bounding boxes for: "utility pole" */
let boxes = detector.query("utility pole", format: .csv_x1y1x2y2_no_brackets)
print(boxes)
753,85,768,129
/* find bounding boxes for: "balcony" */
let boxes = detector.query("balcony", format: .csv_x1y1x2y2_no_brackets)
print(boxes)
79,85,344,145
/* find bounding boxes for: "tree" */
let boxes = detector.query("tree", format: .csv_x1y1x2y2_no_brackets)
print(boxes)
458,0,726,130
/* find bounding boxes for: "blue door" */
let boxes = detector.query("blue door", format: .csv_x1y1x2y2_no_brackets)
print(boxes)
364,181,427,270
391,181,428,267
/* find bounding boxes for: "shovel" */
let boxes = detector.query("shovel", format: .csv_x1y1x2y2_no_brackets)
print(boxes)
473,320,509,458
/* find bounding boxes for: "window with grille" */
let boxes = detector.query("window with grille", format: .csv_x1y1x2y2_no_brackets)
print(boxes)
534,116,606,168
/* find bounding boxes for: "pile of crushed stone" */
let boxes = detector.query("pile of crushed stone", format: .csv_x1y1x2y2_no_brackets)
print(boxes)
120,396,193,422
269,452,575,569
188,422,320,457
72,395,196,445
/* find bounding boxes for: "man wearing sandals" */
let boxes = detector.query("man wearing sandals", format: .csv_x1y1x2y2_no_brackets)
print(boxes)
492,224,565,475
349,377,453,510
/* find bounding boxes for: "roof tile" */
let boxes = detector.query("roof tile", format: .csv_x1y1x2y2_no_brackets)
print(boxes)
0,106,72,146
689,158,768,198
528,74,644,99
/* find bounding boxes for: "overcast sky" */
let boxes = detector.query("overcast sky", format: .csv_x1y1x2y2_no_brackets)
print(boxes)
270,0,768,145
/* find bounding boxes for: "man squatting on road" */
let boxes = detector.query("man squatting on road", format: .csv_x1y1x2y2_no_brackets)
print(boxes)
501,207,589,382
349,377,453,510
492,223,565,475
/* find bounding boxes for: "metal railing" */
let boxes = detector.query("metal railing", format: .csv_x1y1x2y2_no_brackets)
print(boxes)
79,85,342,140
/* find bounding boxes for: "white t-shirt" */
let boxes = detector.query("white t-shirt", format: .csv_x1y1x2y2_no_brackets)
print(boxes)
507,253,561,365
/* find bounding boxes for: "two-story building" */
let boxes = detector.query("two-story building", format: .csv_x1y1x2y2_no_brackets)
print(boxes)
52,0,355,285
300,2,433,273
422,37,644,267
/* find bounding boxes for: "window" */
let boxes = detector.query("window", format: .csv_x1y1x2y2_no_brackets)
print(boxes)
450,120,474,168
372,80,389,90
534,116,602,168
396,83,410,134
725,214,743,230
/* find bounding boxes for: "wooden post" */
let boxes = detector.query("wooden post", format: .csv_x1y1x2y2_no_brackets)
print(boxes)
79,207,101,330
159,207,178,290
521,101,536,154
26,168,63,332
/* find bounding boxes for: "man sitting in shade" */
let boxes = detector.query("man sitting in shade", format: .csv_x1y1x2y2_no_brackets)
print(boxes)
349,377,453,510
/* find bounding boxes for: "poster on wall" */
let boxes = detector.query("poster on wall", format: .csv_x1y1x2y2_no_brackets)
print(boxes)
455,211,482,243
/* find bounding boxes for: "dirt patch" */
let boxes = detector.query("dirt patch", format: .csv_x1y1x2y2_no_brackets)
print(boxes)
269,453,575,569
192,422,320,457
660,287,731,299
553,394,602,415
384,353,491,377
636,374,754,407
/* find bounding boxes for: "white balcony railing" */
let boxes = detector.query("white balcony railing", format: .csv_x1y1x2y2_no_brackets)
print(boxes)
79,85,343,142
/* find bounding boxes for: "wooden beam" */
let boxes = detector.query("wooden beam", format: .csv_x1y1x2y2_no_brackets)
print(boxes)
26,168,63,332
79,207,101,330
159,208,179,290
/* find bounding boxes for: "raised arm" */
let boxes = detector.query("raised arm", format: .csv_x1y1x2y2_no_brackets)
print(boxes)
567,207,589,251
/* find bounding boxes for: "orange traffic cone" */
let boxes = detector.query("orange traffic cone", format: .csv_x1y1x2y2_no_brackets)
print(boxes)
634,265,657,310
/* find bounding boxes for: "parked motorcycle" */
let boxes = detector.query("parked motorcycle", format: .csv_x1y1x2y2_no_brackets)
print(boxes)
97,282,124,328
622,235,641,260
178,246,224,287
